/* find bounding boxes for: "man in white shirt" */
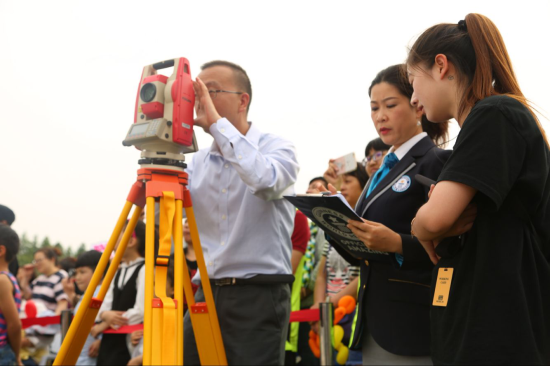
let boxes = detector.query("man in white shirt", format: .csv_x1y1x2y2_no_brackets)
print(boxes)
184,60,299,365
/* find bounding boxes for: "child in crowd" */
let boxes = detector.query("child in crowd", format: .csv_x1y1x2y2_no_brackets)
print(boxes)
93,220,147,366
64,250,104,366
0,224,22,366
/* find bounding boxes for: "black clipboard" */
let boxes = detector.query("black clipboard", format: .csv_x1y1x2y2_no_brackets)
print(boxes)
284,194,390,260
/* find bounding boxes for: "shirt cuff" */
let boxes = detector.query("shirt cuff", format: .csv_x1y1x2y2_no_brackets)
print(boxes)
210,118,240,142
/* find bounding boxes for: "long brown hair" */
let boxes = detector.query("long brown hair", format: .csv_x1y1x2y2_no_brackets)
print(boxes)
369,64,450,146
407,13,548,147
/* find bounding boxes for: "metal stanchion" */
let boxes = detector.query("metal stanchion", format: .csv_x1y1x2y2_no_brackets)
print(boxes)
60,310,72,343
319,301,333,365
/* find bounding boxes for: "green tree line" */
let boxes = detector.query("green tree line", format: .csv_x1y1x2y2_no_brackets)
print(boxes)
17,233,87,265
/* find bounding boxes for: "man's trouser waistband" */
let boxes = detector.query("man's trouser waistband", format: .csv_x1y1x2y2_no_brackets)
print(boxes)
210,274,294,286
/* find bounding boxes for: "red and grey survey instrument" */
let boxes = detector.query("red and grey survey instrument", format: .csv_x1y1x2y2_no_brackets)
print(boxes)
124,57,198,165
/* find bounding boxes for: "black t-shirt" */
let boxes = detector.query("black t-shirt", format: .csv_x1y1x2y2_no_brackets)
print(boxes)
432,95,550,365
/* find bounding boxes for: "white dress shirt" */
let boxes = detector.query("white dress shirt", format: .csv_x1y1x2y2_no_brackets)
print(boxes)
187,118,299,282
97,257,145,325
390,132,428,160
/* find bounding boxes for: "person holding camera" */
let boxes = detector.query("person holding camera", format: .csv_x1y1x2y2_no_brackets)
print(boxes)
184,60,299,365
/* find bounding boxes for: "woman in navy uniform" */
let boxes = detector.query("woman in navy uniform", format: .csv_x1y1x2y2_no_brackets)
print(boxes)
331,64,450,364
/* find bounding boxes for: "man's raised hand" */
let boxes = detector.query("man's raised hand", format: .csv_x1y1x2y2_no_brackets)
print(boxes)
193,77,221,133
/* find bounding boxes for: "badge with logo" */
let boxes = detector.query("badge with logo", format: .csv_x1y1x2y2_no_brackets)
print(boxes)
312,207,356,240
392,175,411,192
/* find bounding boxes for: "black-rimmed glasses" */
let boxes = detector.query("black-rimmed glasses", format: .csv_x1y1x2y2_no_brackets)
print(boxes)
208,90,243,99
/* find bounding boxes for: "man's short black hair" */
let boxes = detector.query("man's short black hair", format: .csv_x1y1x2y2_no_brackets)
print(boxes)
75,250,102,270
201,60,252,113
0,225,19,262
0,205,15,226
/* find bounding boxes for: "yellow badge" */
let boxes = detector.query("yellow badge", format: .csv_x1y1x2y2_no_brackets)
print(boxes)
432,267,454,307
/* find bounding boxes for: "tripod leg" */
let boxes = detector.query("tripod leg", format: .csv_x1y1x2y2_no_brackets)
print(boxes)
54,202,142,366
173,199,185,365
184,194,228,365
143,196,156,366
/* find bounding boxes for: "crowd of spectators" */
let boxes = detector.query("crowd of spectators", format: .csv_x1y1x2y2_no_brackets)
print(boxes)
3,13,550,364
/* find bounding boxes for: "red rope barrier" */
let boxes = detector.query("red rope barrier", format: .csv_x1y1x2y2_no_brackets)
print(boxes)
21,316,61,329
103,324,144,334
289,308,319,323
20,309,319,333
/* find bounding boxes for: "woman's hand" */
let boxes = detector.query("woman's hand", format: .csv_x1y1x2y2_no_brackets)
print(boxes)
419,239,440,265
347,219,402,254
192,77,221,134
323,160,343,191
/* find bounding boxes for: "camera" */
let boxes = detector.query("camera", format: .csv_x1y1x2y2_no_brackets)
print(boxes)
123,58,198,168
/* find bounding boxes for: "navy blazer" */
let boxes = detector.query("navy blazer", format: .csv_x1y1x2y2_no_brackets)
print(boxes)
333,136,451,356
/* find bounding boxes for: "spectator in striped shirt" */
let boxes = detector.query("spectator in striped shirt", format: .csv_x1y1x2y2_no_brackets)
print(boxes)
21,247,68,315
0,224,22,366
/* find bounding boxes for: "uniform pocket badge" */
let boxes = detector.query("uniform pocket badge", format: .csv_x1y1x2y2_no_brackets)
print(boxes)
392,175,411,192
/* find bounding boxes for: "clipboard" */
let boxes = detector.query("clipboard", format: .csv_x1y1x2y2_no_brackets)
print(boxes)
284,193,390,259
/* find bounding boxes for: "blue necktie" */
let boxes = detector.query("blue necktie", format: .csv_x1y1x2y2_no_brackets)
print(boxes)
366,152,398,197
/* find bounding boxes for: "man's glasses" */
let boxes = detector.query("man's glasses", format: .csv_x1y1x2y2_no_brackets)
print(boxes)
208,90,243,99
361,151,385,166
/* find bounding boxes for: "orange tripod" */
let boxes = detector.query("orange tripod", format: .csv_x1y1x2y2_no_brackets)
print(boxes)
54,165,227,365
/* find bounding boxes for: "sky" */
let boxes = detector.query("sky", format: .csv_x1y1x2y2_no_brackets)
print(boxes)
1,0,549,252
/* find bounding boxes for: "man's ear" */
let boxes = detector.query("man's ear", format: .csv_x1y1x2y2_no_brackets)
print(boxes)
433,54,450,80
238,93,250,114
0,245,5,258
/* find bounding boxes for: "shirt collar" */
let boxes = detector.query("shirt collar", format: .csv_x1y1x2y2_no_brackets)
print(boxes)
209,121,260,156
121,257,145,268
389,132,428,160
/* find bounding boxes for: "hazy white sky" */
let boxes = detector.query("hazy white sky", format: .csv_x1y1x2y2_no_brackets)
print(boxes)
1,1,549,252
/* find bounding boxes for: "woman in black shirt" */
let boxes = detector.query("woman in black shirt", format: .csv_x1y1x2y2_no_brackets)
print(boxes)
408,13,550,365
